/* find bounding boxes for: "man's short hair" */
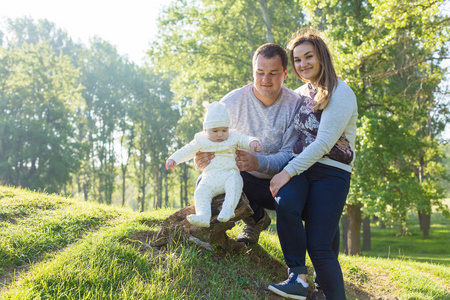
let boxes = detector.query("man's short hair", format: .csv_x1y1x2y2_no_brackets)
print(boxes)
252,43,288,70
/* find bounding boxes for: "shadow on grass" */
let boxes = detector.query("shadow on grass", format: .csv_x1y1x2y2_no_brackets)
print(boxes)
345,281,378,300
128,220,289,299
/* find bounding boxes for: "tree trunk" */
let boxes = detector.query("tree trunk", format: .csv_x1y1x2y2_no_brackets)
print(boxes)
155,167,163,208
139,138,146,212
122,166,126,207
362,216,371,251
164,167,168,207
182,164,189,207
105,140,115,205
243,14,254,62
418,210,430,238
400,215,407,236
417,155,430,238
152,193,253,252
83,183,89,201
341,213,349,255
347,204,362,256
180,182,183,209
256,0,274,43
98,183,103,204
372,215,378,224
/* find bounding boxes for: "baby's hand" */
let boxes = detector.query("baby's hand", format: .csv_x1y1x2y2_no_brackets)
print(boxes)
165,159,177,170
250,140,263,152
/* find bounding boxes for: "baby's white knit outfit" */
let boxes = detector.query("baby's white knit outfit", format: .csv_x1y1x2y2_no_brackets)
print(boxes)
168,102,259,227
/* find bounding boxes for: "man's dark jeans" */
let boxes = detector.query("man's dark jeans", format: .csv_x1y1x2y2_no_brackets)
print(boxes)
240,171,275,221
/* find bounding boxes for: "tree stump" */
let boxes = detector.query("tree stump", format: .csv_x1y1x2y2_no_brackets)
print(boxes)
152,193,253,253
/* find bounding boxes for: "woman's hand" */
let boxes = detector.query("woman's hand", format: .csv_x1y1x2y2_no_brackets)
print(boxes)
194,151,215,171
270,170,291,197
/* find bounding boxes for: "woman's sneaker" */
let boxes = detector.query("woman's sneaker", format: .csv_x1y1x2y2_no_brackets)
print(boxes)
268,272,308,300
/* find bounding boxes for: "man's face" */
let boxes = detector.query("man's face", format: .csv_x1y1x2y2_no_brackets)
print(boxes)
253,54,288,105
205,127,229,142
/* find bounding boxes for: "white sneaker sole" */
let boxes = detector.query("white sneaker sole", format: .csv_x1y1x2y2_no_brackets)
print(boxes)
268,285,307,300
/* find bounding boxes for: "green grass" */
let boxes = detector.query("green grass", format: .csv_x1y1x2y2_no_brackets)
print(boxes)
0,186,449,299
0,187,125,272
362,212,450,265
340,255,450,299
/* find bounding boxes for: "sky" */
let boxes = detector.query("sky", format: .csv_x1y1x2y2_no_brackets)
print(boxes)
1,0,171,64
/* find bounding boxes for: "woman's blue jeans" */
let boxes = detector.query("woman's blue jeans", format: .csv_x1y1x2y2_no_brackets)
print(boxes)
275,162,351,300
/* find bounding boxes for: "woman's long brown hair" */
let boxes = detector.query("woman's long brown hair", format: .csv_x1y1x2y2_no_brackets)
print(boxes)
287,28,338,112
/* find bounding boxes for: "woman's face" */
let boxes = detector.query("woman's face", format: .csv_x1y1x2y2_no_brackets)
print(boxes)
293,42,321,84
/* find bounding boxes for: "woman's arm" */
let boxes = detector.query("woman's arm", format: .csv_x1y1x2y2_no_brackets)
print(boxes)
284,83,357,178
270,83,357,196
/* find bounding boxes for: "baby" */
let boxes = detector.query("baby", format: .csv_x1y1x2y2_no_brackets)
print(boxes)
166,101,262,227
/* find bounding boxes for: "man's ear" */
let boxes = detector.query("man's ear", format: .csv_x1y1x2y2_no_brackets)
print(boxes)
283,68,288,80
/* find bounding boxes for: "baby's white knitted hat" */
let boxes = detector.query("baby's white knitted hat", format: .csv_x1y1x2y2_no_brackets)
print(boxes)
203,101,230,130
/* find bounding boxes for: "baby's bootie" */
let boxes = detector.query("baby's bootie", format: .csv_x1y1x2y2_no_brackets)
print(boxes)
187,214,210,227
217,207,235,223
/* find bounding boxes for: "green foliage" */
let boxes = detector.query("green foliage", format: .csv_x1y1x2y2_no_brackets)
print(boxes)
3,16,81,57
0,17,180,210
150,0,306,139
439,143,450,198
0,42,84,193
127,67,178,210
77,37,136,204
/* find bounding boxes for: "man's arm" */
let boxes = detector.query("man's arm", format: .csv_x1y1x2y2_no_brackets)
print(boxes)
254,119,297,176
234,120,297,175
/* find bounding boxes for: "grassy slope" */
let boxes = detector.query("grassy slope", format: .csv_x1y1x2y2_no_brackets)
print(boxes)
0,186,449,300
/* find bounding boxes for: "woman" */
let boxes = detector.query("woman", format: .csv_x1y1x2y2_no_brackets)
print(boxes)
268,29,358,300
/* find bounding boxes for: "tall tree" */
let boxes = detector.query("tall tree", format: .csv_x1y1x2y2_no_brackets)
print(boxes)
78,38,134,204
0,43,84,193
130,67,177,211
2,17,82,61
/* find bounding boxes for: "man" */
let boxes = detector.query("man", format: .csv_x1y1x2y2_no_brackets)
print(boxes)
195,43,300,244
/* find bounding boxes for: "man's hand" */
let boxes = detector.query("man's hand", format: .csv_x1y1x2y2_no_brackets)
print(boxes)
165,159,177,170
249,140,263,152
270,170,291,197
235,149,258,172
194,151,215,171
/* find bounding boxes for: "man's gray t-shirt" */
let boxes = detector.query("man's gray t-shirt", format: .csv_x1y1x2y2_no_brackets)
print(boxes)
220,84,300,179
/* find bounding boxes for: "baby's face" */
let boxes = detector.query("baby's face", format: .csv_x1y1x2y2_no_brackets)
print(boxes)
205,127,229,142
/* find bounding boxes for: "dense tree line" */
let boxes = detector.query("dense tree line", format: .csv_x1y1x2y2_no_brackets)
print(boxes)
0,0,449,253
0,17,185,210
